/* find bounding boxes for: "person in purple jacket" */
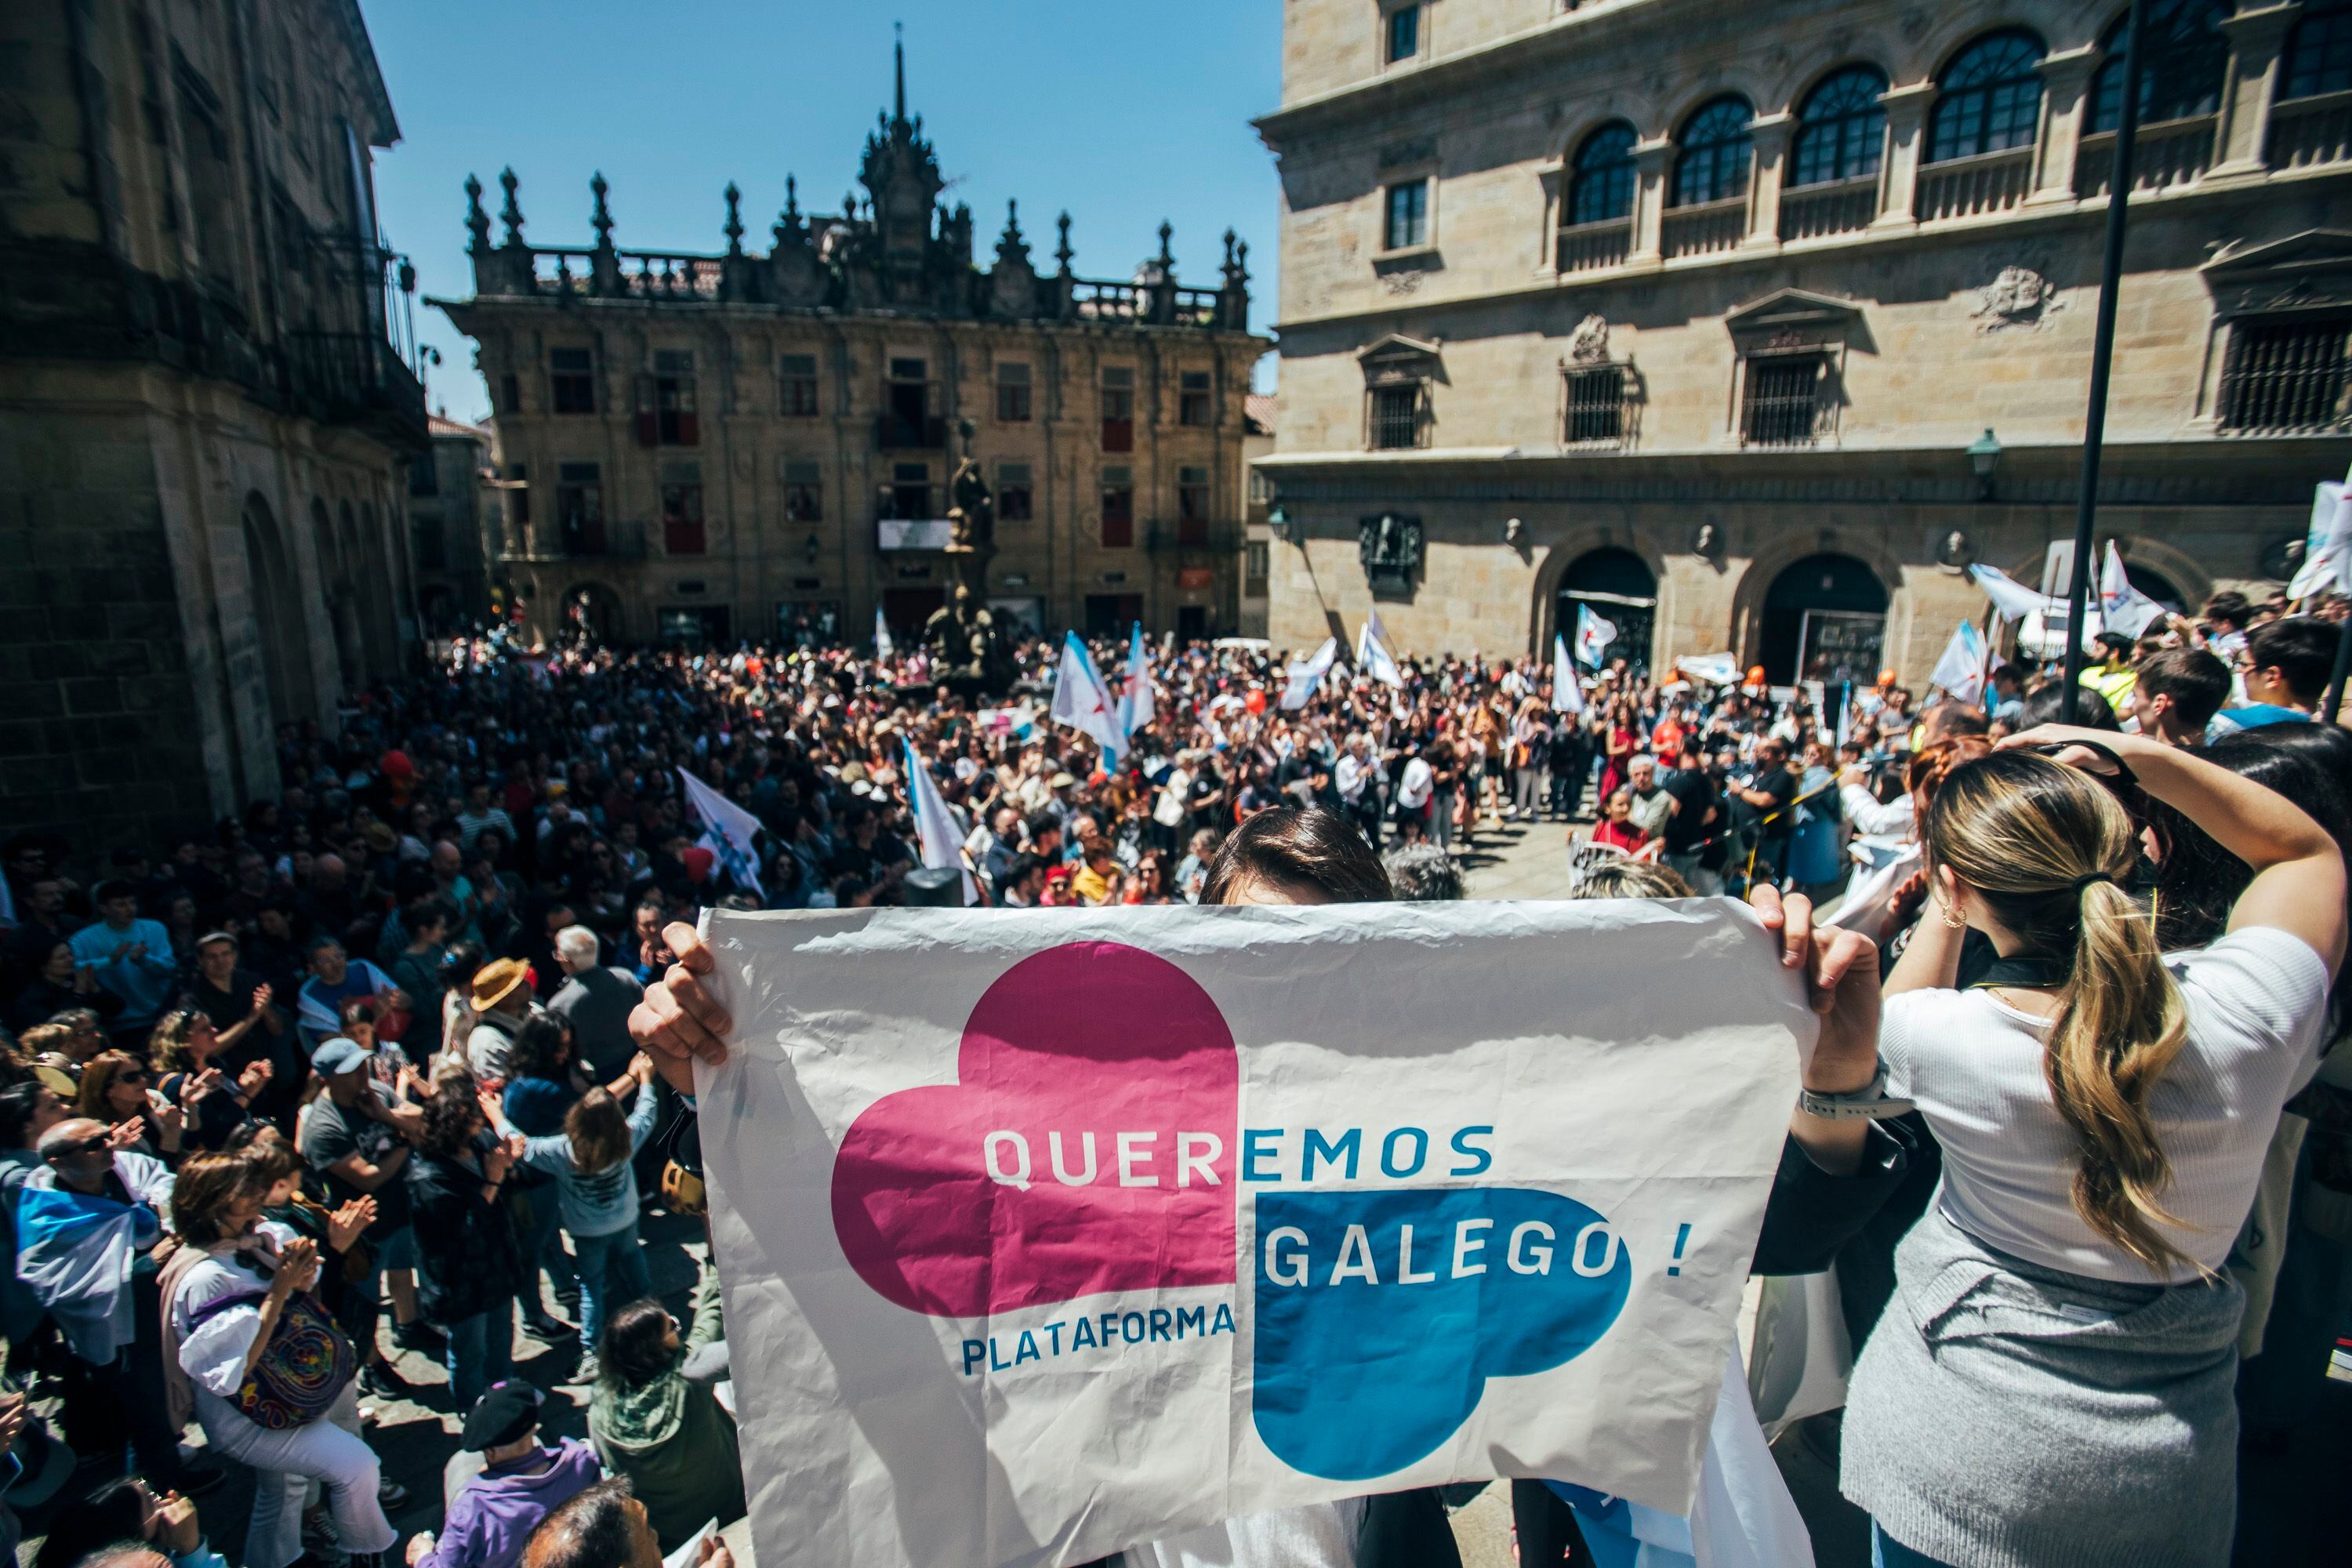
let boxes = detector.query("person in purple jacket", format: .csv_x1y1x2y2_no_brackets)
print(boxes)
408,1383,601,1568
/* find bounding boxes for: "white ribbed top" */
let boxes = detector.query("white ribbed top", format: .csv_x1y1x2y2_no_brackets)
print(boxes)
1882,926,2332,1283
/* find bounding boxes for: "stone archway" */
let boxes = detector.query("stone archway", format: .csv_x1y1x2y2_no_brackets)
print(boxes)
561,580,625,648
1755,552,1891,685
1555,546,1660,676
243,492,318,728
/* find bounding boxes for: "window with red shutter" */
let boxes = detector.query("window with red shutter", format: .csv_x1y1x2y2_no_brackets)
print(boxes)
1101,465,1134,547
1101,365,1134,452
662,477,705,554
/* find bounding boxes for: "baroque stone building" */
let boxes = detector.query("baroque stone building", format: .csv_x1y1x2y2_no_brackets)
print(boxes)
0,0,426,851
440,50,1269,652
1254,0,2352,683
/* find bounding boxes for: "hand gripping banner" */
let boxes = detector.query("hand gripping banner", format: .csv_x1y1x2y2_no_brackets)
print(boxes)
695,900,1813,1568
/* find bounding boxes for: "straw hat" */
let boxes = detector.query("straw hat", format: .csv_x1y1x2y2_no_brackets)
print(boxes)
470,957,530,1013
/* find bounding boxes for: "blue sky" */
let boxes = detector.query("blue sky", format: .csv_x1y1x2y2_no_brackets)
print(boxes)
358,0,1286,423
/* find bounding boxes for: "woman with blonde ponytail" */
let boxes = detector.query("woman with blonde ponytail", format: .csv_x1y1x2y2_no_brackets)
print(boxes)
1830,726,2346,1568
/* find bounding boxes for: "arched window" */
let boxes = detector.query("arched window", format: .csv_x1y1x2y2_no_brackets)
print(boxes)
1791,66,1889,186
1926,30,2046,164
1671,96,1754,207
1568,122,1639,224
2089,0,2233,132
2281,0,2352,100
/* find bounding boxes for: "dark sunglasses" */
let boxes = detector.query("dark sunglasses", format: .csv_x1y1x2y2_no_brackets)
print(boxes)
115,1069,149,1085
47,1134,109,1160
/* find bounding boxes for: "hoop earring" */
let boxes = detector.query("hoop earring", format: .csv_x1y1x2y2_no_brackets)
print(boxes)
1940,897,1968,931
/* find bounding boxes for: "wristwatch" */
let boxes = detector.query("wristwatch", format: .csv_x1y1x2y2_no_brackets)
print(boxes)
1798,1065,1915,1121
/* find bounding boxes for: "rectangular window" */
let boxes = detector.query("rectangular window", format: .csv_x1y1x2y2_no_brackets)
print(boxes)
890,462,932,520
779,352,820,417
637,355,699,445
1245,540,1269,593
782,459,823,522
1370,383,1423,449
996,361,1033,423
550,347,596,414
413,514,446,572
499,372,521,416
1740,354,1832,448
1564,365,1628,447
1101,465,1134,547
407,452,438,496
662,479,706,554
1179,370,1212,427
1386,4,1420,64
1178,465,1212,546
556,463,603,555
884,357,938,447
777,601,840,648
2216,317,2352,435
1384,180,1428,251
509,463,531,530
1101,365,1135,452
1248,467,1273,504
998,461,1034,522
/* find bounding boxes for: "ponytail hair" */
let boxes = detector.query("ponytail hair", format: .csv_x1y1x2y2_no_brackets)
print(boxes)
1922,750,2194,1275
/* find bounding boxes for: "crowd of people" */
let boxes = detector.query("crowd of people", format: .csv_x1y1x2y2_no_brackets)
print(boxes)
0,573,2346,1568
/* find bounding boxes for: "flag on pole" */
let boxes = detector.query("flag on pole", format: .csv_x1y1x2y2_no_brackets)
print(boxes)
1927,621,1990,705
2292,480,2352,601
1966,563,2063,622
1573,604,1617,669
1279,637,1339,711
902,739,981,906
874,607,895,660
1835,681,1853,749
677,767,765,900
2100,542,2167,638
1356,616,1404,688
1049,632,1126,764
1118,622,1156,739
1552,633,1585,714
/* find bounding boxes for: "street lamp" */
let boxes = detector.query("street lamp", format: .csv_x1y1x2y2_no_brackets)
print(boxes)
1967,427,2002,501
1267,502,1293,545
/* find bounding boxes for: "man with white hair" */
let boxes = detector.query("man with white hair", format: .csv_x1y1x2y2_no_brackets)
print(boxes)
1334,734,1381,844
546,926,644,1081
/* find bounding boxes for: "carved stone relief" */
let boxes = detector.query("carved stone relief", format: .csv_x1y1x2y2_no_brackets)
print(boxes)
1972,264,2062,332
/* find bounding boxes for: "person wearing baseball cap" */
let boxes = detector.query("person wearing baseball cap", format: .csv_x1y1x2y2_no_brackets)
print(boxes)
408,1381,599,1568
299,1034,431,1387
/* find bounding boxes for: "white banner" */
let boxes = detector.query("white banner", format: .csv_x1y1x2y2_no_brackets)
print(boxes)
879,519,956,551
695,901,1812,1568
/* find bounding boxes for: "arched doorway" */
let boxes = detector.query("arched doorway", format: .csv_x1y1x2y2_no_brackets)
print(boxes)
242,494,317,728
1761,553,1888,684
2124,561,2186,612
562,582,624,648
1555,546,1657,676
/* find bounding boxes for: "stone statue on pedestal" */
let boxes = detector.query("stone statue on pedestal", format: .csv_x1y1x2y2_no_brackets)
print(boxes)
921,583,1011,699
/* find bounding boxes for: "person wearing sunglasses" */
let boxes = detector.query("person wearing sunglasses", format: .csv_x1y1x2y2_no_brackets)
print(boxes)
73,1051,183,1161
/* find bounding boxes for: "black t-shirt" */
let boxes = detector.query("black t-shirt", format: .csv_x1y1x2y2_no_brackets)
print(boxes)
1661,768,1715,855
1751,765,1798,840
299,1083,412,1236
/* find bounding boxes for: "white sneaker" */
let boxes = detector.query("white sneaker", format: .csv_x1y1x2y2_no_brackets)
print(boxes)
564,1354,601,1386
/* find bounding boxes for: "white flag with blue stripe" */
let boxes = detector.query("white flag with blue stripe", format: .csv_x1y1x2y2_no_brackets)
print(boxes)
1120,622,1156,739
1575,604,1617,670
1051,632,1127,764
903,739,981,906
678,767,766,900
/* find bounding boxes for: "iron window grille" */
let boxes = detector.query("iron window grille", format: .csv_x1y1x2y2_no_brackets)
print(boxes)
2216,316,2352,434
1563,365,1633,448
1368,383,1426,450
1740,354,1835,448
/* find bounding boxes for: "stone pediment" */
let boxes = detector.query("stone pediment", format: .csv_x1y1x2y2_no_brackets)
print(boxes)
1723,288,1863,334
1356,332,1442,362
2205,230,2352,315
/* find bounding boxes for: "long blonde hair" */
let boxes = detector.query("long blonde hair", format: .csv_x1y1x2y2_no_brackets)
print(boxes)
1922,750,2194,1275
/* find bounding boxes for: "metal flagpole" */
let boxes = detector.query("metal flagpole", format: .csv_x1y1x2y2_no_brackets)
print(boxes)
2061,0,2145,725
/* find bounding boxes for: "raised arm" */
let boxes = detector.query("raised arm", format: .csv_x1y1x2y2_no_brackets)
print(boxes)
2002,726,2347,977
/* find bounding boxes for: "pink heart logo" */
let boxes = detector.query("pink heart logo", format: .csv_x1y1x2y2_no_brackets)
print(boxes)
831,941,1239,1316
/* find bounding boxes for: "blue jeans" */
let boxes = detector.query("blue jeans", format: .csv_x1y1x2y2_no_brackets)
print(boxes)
1872,1521,1957,1568
441,1301,514,1412
572,1221,653,1350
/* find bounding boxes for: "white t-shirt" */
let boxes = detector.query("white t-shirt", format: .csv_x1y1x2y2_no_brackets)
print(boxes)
1132,1500,1365,1568
1881,927,2332,1283
173,1221,299,1416
1396,758,1434,811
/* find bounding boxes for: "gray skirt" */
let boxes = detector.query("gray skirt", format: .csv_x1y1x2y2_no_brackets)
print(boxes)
1841,1203,2245,1568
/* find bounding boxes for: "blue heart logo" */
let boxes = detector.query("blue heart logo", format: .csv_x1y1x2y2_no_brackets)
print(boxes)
1250,1187,1632,1480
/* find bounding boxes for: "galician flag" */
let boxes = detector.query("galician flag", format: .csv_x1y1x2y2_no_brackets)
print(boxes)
1574,604,1617,670
1552,633,1585,714
1966,563,2063,622
2292,480,2352,600
1279,637,1339,711
1356,610,1404,689
1050,632,1126,764
2100,542,2168,639
874,607,895,660
677,767,765,899
1119,622,1156,739
1927,621,1990,706
902,739,981,906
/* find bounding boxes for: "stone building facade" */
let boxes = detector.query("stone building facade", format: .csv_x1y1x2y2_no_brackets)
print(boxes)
439,53,1269,654
0,0,426,851
408,415,496,636
1254,0,2352,684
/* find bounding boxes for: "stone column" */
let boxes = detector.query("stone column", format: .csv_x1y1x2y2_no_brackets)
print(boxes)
2210,4,2303,183
1629,140,1672,265
1742,114,1795,249
1870,83,1936,230
2027,48,2099,206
